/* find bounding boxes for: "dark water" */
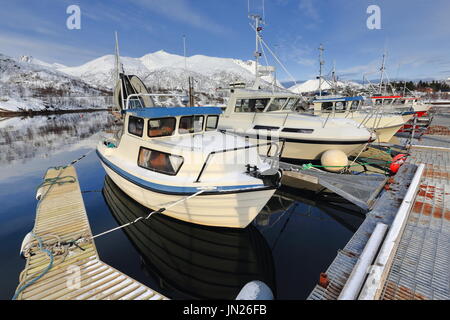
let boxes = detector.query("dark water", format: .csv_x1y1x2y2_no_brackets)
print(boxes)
0,112,364,300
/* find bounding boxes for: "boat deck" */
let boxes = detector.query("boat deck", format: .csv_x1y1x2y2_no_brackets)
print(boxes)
15,166,168,300
308,113,450,300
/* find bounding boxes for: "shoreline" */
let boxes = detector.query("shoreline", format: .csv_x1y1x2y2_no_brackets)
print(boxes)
0,108,111,117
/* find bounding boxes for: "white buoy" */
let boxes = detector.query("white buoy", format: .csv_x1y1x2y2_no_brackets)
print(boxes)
320,149,348,172
235,281,274,300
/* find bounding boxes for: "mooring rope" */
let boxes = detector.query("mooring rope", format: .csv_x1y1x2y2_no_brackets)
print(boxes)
90,188,208,240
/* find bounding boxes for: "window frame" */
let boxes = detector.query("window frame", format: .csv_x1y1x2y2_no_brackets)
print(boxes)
178,115,205,134
137,146,184,176
147,117,177,138
128,115,144,137
205,115,219,131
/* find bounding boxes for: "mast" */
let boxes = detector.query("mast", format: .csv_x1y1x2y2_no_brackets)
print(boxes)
379,53,386,94
318,44,324,97
114,31,122,84
183,34,187,72
249,14,263,89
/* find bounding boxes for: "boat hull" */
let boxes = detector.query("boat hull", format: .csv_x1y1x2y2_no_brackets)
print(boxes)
101,163,276,228
279,139,368,160
373,124,404,143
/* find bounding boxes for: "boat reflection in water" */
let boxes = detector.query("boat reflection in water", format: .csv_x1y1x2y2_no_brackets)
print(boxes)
102,175,276,300
257,187,365,233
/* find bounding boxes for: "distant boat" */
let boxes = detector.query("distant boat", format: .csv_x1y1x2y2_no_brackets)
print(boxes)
102,175,276,299
309,95,412,143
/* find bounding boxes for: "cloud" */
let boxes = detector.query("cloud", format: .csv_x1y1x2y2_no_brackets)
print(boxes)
128,0,229,35
298,0,322,25
0,32,102,66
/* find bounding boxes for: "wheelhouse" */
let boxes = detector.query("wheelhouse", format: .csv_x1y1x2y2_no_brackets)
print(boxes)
124,107,222,139
120,107,222,177
312,96,365,113
223,89,307,115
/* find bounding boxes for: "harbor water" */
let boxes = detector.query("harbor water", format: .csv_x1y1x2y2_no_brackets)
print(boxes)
0,112,364,300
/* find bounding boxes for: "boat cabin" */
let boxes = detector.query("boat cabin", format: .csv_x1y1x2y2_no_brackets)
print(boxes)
222,88,306,115
123,107,222,140
311,96,365,114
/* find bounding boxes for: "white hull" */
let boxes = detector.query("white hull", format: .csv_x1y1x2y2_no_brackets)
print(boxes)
102,164,276,228
279,140,366,160
373,124,404,143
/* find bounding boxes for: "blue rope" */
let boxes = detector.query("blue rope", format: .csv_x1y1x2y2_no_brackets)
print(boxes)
12,233,54,300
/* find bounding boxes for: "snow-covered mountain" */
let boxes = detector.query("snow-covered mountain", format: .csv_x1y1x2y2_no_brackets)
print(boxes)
0,50,281,113
0,54,111,112
58,50,279,91
289,78,363,94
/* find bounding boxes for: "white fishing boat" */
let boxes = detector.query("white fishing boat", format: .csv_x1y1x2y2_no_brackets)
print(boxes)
310,95,412,143
215,14,374,161
217,88,374,160
97,105,281,228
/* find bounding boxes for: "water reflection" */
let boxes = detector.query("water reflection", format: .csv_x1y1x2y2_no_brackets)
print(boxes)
0,112,119,166
102,175,276,300
258,188,365,233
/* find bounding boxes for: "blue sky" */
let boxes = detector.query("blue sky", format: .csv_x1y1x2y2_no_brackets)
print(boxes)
0,0,449,81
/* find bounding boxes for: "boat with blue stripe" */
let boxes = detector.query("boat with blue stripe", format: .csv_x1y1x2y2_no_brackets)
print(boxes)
97,104,281,228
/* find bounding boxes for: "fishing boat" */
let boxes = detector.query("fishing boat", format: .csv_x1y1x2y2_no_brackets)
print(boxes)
102,175,276,299
216,15,374,161
310,95,412,143
97,103,281,229
370,95,431,118
217,88,375,160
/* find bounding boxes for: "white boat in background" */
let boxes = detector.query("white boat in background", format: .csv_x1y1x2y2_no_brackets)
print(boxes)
97,105,280,228
217,88,374,160
310,95,412,143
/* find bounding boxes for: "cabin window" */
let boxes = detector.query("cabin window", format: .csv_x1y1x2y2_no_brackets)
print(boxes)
350,100,360,110
282,128,314,134
206,115,219,131
128,116,144,137
179,115,204,134
321,102,334,111
138,147,183,176
335,101,346,112
148,117,176,138
266,98,288,111
234,99,269,113
283,98,297,110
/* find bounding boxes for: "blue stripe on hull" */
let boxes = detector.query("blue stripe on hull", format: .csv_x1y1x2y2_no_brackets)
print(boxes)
96,150,266,195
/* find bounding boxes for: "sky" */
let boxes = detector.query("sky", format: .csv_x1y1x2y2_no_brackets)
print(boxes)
0,0,449,81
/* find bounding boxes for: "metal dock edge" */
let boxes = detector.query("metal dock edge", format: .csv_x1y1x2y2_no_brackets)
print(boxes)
308,114,450,300
15,166,168,300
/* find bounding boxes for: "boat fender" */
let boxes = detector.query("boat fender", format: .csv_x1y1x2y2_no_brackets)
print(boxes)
36,187,44,200
20,232,34,257
389,154,407,174
235,281,274,300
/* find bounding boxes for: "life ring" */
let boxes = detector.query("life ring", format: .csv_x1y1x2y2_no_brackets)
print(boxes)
389,154,407,174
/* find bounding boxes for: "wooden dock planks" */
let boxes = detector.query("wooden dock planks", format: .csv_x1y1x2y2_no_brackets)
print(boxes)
16,166,167,300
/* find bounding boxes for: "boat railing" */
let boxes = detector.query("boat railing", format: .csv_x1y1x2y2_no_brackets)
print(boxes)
195,141,280,183
124,93,188,110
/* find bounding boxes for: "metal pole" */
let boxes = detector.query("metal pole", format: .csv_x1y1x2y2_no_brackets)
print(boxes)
338,223,388,300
